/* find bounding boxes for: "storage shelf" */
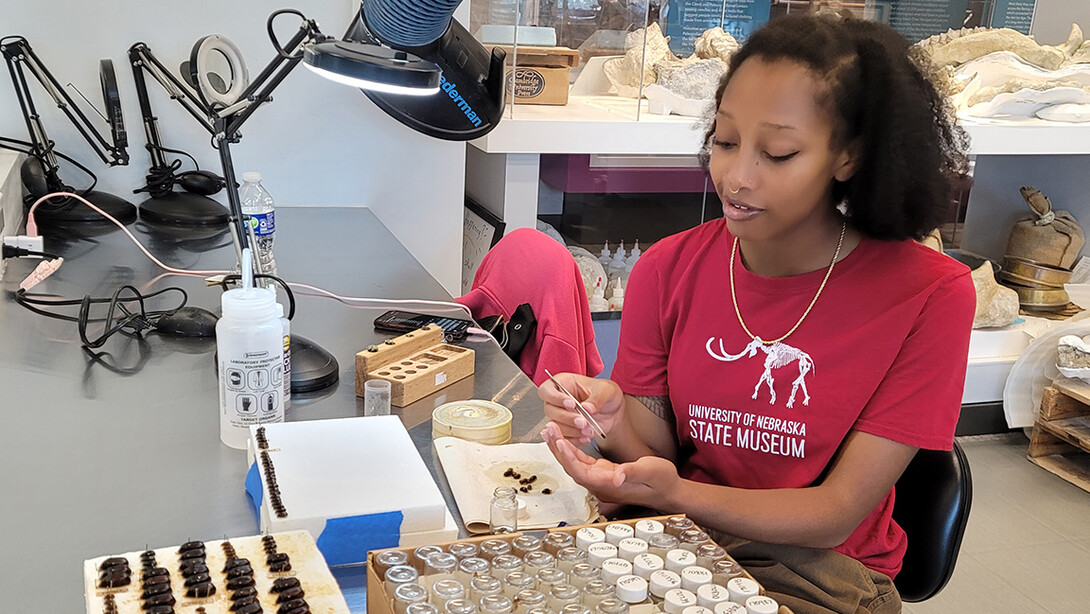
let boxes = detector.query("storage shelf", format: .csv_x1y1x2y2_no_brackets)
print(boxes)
470,95,1090,156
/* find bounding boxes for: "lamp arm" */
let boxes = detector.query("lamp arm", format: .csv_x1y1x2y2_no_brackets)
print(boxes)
128,43,216,135
0,37,128,167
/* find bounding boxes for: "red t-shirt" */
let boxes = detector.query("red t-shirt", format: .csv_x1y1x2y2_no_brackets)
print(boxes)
611,219,974,579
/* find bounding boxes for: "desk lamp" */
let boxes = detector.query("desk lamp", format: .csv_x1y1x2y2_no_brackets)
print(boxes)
211,9,443,393
0,36,136,226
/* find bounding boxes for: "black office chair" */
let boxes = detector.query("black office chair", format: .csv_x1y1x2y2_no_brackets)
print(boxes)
891,439,973,602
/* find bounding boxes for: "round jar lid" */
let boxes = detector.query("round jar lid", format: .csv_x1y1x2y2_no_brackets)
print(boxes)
433,400,512,444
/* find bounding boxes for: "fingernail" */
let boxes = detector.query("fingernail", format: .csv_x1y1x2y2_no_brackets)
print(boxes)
540,429,548,440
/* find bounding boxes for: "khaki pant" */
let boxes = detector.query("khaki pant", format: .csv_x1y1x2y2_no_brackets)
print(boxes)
721,538,901,614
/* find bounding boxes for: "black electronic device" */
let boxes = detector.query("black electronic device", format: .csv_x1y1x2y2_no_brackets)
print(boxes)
155,306,219,338
373,310,471,340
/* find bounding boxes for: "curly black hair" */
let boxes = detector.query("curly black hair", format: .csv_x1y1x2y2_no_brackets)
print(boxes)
699,14,968,241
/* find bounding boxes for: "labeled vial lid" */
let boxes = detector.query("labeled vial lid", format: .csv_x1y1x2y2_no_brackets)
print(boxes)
744,596,778,614
615,574,649,603
680,566,713,592
480,539,512,560
432,578,466,599
395,582,429,603
587,542,619,567
696,584,731,608
515,589,547,608
663,588,698,614
600,558,634,584
408,603,441,614
726,578,759,603
681,607,714,614
634,519,665,541
445,598,479,614
633,553,665,579
649,569,682,598
449,542,480,560
386,565,419,584
665,550,697,574
605,523,635,545
577,527,607,550
595,597,631,614
525,550,557,570
618,538,649,562
544,532,576,554
713,602,746,614
480,594,514,614
536,567,567,588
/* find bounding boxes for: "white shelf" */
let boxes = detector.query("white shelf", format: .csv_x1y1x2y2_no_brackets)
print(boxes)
470,95,1090,156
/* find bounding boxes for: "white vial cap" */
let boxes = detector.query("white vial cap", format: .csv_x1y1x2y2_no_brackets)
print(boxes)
605,523,635,545
633,553,664,579
713,602,747,614
242,171,262,183
618,538,649,562
634,519,665,541
744,596,778,614
726,578,760,603
576,527,607,550
600,558,634,584
615,574,649,603
663,588,698,614
696,584,731,608
680,566,713,592
681,607,714,614
649,569,682,598
587,542,619,567
665,549,697,574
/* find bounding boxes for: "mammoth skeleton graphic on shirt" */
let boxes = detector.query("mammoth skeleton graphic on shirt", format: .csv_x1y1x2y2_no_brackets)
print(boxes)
706,336,815,408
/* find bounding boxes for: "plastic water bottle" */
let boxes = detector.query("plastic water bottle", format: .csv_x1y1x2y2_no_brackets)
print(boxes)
239,171,277,279
217,250,286,449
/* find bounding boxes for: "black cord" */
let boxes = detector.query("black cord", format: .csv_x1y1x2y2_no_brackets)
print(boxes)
2,245,60,259
267,9,310,59
217,273,295,320
0,135,99,205
135,157,184,197
155,145,201,170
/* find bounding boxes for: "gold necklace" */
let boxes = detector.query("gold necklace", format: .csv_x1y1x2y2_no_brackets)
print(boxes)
729,221,847,345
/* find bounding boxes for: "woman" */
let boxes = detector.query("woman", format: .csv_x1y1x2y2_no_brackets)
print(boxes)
540,14,974,613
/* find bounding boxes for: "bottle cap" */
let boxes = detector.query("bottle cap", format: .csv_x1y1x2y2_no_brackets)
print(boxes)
663,588,697,614
587,542,619,567
634,519,664,541
576,527,607,550
617,538,648,561
726,578,759,602
605,523,635,545
744,596,778,614
242,171,262,183
221,286,278,322
680,566,713,592
649,569,682,597
665,549,697,574
633,553,664,579
615,574,649,603
713,602,746,614
600,558,634,584
696,584,731,608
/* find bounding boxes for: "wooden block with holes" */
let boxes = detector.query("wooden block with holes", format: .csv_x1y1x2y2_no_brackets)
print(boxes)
355,324,475,407
1027,377,1090,492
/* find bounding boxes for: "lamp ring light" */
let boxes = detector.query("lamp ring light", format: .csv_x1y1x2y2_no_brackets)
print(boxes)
188,34,250,108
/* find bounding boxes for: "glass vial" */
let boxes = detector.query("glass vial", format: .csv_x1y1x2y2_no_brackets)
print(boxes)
604,524,635,546
576,527,607,551
725,578,759,604
503,571,537,599
408,603,441,614
471,575,505,603
744,596,778,614
450,542,481,561
491,555,524,581
662,588,698,614
594,598,631,614
445,598,480,614
524,550,558,574
696,584,731,610
376,549,411,578
457,557,492,587
386,565,420,597
543,532,576,555
568,563,601,589
426,552,459,582
513,535,544,558
514,589,548,614
547,583,582,610
664,517,694,537
633,519,665,542
695,545,728,570
680,566,713,593
581,579,615,608
559,605,593,614
480,539,514,561
414,546,444,573
536,567,568,592
431,578,467,607
711,560,744,586
556,547,588,573
394,583,429,614
678,530,711,553
490,488,519,534
480,594,515,614
647,534,681,559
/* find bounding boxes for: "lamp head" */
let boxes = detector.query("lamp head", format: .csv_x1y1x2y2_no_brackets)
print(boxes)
302,40,440,96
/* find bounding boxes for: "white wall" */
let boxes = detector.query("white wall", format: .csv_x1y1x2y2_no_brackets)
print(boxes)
0,0,466,293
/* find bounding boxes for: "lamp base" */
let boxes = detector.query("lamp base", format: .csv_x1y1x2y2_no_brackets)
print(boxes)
291,334,339,393
31,190,137,225
139,192,230,227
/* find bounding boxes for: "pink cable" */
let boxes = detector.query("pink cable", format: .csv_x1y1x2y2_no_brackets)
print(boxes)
289,282,473,318
26,191,230,277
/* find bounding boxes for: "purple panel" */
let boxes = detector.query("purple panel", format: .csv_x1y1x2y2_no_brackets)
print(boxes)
540,155,715,194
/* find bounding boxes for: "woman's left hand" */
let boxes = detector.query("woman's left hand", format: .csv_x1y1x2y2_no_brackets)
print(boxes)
542,422,681,507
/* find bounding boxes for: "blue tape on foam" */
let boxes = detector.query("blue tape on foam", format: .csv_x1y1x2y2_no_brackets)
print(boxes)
317,511,404,567
244,462,263,523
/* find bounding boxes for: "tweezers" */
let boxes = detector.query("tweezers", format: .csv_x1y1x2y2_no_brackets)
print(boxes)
544,369,607,439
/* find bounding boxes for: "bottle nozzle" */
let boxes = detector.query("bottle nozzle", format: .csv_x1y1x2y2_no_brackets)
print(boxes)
242,247,254,290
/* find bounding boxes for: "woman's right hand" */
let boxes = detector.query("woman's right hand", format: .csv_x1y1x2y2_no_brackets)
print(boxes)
538,373,625,444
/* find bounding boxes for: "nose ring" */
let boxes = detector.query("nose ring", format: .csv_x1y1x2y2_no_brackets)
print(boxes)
727,186,741,194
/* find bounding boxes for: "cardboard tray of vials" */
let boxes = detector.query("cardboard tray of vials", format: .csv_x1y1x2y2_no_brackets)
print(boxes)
366,515,793,614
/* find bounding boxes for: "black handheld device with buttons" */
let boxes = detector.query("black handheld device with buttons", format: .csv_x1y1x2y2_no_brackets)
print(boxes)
373,310,472,340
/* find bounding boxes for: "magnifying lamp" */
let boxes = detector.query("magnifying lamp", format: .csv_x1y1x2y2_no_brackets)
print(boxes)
209,10,442,393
